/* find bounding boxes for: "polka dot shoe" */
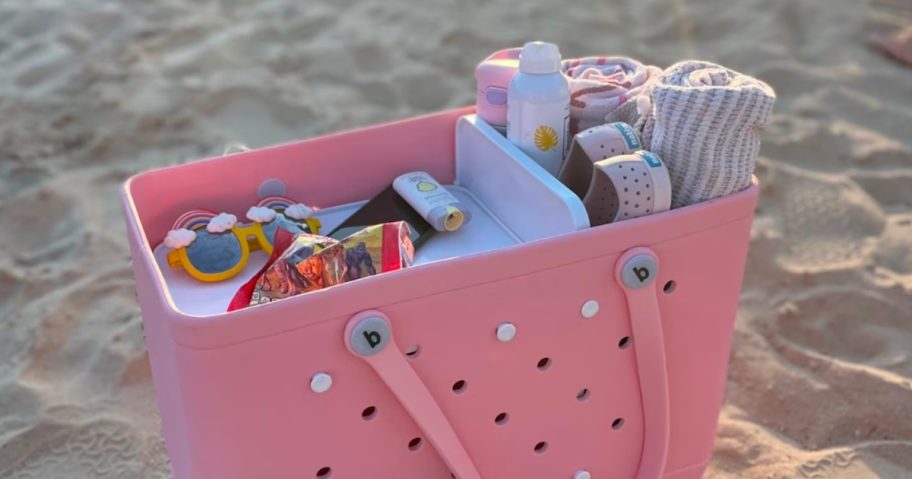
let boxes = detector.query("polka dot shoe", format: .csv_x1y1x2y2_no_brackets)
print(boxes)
583,151,672,226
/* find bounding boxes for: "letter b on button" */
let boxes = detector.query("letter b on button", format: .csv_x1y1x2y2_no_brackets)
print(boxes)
632,266,650,282
621,254,658,289
363,330,383,348
350,316,391,357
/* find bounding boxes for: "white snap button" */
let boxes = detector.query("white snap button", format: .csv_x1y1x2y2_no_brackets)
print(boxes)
496,322,517,342
310,372,333,393
574,470,592,479
581,300,599,318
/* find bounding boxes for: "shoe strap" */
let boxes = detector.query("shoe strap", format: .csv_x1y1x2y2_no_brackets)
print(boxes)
574,122,642,162
592,151,671,222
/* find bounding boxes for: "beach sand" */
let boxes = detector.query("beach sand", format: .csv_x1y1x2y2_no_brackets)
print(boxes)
1,0,910,477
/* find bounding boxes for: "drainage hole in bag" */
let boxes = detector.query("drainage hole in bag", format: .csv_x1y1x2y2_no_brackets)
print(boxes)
663,280,676,294
576,388,590,402
494,412,510,426
405,344,421,358
536,357,552,371
618,337,631,349
316,466,332,478
452,380,467,394
612,417,625,430
408,437,423,451
361,406,378,421
534,441,549,454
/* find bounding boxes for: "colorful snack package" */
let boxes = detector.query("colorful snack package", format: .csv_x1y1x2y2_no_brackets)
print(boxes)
248,221,414,306
338,220,415,282
248,234,336,305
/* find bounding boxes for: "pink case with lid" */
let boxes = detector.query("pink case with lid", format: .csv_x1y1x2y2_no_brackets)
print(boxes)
122,107,758,479
474,48,521,130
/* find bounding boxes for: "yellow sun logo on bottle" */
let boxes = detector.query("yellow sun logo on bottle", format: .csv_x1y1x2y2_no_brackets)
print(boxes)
534,125,559,152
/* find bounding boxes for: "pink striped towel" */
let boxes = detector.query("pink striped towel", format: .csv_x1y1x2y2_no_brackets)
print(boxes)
561,56,661,135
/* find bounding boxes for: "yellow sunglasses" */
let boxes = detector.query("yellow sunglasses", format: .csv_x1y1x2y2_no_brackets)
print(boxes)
164,198,321,282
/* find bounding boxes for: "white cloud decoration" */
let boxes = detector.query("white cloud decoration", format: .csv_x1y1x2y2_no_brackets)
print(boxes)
206,212,238,233
284,203,315,220
246,206,277,223
164,228,197,248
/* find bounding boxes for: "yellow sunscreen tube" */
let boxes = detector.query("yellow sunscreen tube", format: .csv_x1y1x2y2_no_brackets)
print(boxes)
392,171,471,232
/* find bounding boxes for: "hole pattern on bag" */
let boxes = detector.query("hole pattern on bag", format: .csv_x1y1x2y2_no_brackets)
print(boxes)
537,357,552,371
408,437,423,451
577,388,590,401
612,417,625,430
452,380,467,394
350,303,637,472
495,412,510,426
361,406,377,421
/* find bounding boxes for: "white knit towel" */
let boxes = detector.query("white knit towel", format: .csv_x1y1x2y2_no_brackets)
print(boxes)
637,61,776,208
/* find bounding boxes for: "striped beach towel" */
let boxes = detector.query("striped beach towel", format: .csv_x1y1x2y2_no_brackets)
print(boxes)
561,56,661,135
637,60,776,208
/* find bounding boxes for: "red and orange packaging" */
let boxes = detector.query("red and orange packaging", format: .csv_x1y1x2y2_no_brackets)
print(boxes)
247,221,414,306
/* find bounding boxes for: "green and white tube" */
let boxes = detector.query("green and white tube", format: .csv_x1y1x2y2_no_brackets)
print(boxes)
393,171,470,232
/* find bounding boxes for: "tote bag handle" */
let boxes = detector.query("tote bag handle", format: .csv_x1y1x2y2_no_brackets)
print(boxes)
615,247,670,479
344,247,671,479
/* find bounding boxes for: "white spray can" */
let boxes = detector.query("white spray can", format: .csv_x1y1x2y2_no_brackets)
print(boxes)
506,41,571,176
393,172,470,232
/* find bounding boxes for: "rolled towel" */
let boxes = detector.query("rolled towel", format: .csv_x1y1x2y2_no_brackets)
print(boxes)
561,56,662,135
638,61,775,208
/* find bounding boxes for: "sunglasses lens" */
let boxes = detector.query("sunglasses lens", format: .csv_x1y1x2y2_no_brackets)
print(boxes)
184,231,243,274
263,216,308,246
261,220,279,246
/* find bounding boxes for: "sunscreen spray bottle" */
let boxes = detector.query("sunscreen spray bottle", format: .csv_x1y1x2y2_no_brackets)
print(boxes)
506,41,571,176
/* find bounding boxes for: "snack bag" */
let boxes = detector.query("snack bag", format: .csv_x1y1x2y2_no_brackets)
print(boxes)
339,220,415,282
248,222,414,306
249,234,336,305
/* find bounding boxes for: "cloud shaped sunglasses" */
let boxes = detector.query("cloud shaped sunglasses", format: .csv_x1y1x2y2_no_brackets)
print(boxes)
164,196,322,282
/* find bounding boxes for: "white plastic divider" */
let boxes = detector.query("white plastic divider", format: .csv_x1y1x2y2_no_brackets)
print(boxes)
454,115,590,242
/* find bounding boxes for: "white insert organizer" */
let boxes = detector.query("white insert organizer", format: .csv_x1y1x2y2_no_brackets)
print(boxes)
154,115,589,315
455,115,589,240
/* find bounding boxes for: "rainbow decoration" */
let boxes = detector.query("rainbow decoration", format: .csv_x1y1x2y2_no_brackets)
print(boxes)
257,195,296,211
172,209,218,231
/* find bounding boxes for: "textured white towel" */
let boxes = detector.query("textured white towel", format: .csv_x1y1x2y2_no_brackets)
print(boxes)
637,61,776,208
561,57,661,135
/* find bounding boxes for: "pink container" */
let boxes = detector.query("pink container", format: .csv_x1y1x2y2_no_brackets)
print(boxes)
475,48,520,131
122,107,758,479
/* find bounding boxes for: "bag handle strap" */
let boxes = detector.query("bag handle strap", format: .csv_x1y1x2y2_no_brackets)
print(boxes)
615,247,671,479
343,248,669,479
345,311,482,479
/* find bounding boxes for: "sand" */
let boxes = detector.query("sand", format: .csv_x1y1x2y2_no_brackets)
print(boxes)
1,0,910,477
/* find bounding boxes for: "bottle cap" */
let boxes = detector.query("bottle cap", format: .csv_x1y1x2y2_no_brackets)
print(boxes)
519,41,561,74
428,205,468,232
442,206,465,231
